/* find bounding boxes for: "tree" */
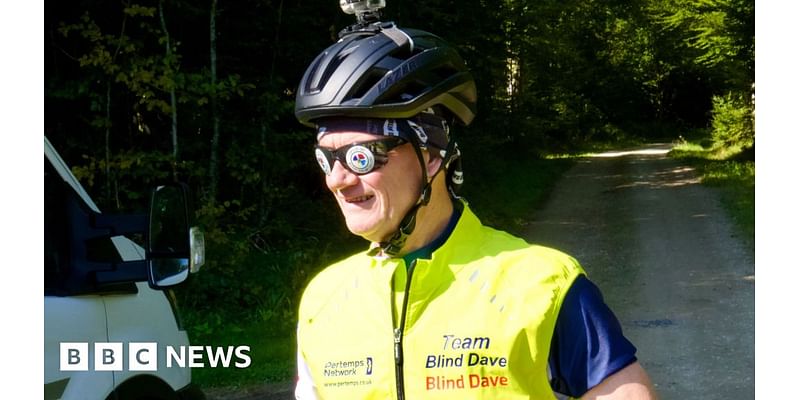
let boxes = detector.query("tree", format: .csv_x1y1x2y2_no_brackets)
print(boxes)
56,4,183,208
158,0,180,162
649,0,754,147
208,0,221,205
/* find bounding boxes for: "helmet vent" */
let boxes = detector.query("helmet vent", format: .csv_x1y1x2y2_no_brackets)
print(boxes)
404,81,428,98
430,64,459,81
306,47,353,94
317,53,349,92
348,69,387,100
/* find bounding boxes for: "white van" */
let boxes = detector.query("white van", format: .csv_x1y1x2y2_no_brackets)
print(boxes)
44,136,206,400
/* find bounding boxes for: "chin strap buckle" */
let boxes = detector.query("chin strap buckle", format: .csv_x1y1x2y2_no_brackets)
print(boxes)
370,202,420,257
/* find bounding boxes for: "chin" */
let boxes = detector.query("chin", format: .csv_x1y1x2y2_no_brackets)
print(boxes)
345,219,390,242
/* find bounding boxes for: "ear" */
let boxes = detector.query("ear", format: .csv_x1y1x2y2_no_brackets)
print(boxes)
425,152,443,178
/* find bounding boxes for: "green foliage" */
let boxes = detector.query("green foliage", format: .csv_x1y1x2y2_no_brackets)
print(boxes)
181,71,256,107
71,150,198,210
123,5,157,18
710,91,754,148
58,8,181,120
649,0,753,89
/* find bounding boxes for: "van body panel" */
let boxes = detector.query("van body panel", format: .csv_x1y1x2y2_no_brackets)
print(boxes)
44,296,114,400
111,236,146,261
105,282,193,391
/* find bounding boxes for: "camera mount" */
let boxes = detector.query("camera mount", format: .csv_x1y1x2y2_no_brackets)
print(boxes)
339,0,387,34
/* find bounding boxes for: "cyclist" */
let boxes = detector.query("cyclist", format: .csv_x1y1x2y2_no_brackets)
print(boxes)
293,16,657,400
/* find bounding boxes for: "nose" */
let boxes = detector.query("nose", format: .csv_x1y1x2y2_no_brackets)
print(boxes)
326,159,359,192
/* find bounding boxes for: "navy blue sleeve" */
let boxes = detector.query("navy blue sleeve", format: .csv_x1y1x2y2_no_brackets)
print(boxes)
548,275,638,397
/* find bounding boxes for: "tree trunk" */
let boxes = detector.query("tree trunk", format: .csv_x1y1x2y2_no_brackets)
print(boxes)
258,0,284,225
105,80,113,208
259,124,269,226
159,0,179,164
107,14,128,210
208,0,220,205
269,0,284,85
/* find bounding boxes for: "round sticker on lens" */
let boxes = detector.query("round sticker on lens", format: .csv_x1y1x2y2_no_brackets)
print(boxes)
315,148,332,175
345,145,375,174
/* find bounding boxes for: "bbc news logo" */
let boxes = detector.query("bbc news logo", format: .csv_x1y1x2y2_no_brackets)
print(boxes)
60,342,251,371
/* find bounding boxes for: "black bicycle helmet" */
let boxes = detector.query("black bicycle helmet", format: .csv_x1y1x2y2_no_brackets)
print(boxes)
295,23,477,127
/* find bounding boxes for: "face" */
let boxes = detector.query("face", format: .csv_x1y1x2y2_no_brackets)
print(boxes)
317,132,424,243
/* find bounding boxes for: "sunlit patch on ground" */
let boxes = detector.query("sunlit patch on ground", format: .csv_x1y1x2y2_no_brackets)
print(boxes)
589,145,673,158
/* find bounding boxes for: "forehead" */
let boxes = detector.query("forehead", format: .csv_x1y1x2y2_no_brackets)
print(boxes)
317,131,385,148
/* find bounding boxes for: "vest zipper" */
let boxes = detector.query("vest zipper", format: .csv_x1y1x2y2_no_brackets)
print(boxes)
393,260,416,400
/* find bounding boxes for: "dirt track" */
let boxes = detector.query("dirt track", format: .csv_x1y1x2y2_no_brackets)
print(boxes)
524,143,755,399
207,143,755,399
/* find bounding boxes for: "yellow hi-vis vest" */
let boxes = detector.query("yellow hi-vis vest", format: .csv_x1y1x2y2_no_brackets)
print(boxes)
296,203,585,399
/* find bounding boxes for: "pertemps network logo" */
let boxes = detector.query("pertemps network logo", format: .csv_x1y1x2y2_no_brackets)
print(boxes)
60,342,251,371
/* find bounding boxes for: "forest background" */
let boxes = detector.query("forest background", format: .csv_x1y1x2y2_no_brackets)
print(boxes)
44,0,754,388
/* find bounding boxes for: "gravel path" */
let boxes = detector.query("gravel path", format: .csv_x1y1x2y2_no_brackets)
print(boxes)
523,143,755,399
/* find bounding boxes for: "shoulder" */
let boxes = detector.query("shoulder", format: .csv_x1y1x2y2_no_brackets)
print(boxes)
454,204,584,281
475,225,585,282
298,251,371,317
449,224,585,311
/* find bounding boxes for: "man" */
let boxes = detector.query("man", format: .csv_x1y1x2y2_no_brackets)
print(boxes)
293,20,658,400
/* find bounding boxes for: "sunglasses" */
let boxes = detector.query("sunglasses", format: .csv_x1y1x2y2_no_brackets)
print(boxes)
314,137,407,176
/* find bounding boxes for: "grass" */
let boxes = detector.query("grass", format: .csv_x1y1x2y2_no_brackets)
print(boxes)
670,141,755,242
181,201,365,390
183,233,364,390
189,319,296,388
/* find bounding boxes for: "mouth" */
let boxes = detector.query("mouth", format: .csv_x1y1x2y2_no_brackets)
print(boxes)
345,194,375,204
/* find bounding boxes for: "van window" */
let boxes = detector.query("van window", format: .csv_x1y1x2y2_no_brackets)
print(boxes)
44,158,121,296
44,159,72,295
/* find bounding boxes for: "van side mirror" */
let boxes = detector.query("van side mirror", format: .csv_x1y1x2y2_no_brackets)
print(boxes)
147,184,205,288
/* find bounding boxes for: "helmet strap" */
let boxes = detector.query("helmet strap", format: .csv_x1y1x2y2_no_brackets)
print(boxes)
411,140,432,206
443,139,463,197
368,201,421,257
